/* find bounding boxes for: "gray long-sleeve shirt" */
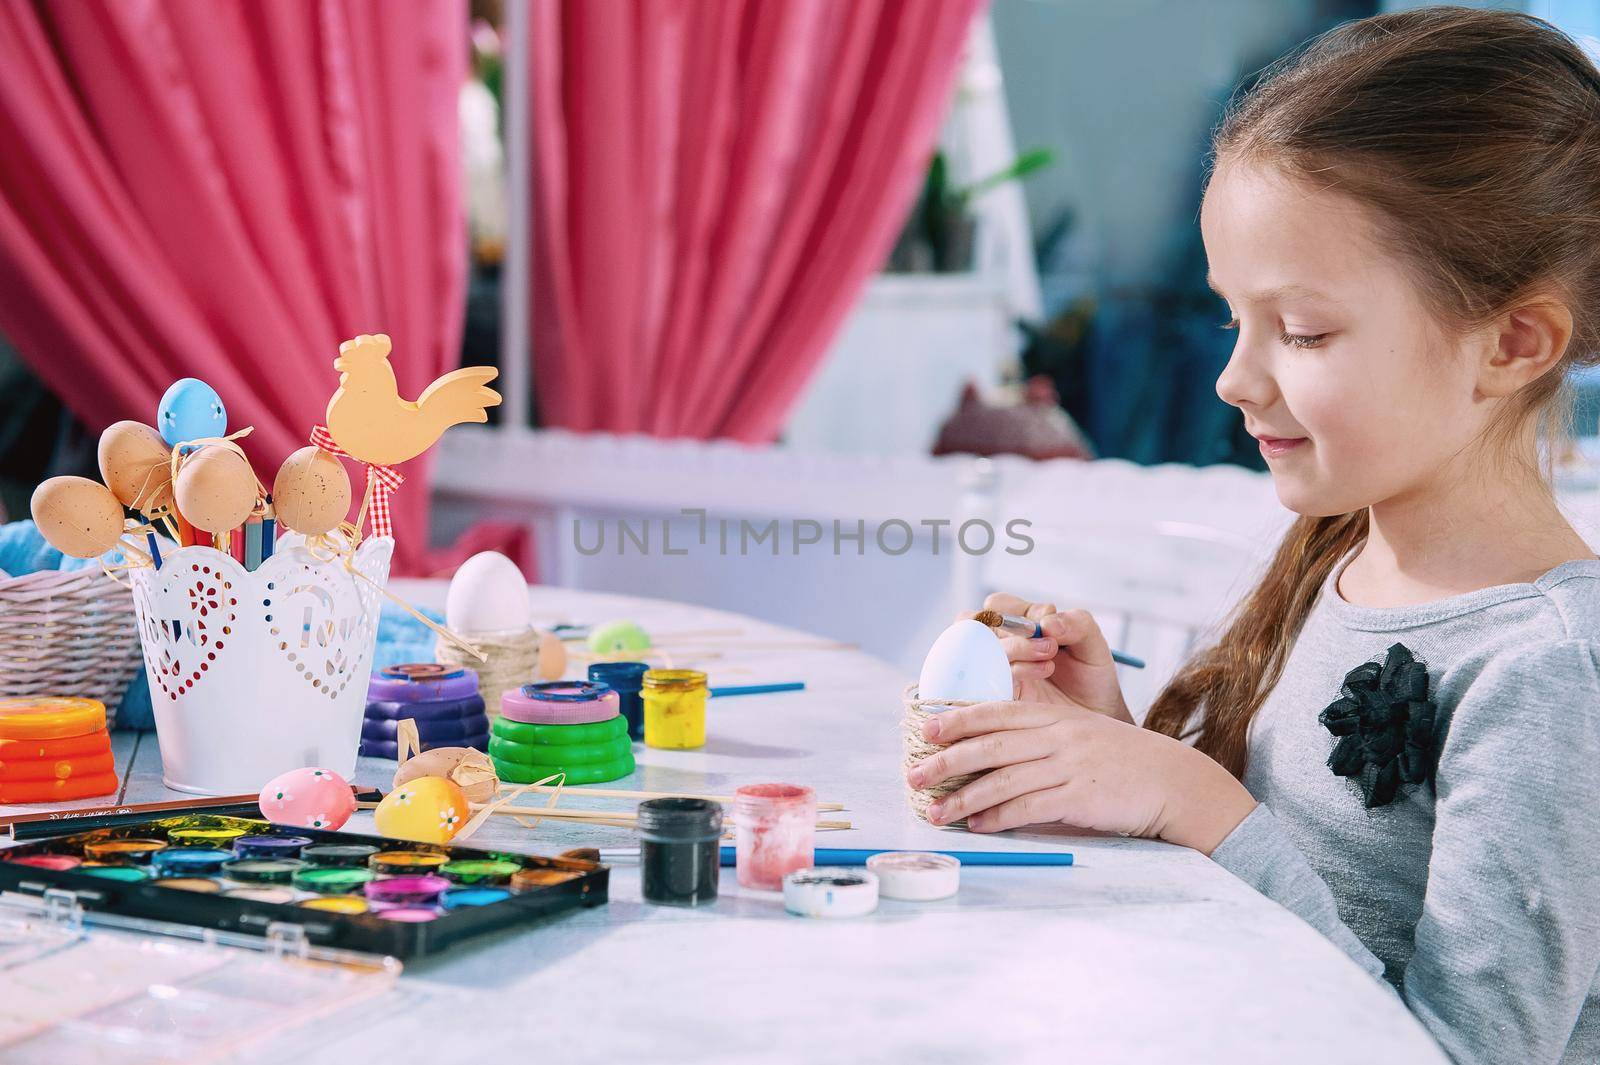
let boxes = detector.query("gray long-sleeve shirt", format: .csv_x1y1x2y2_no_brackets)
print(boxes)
1209,559,1600,1064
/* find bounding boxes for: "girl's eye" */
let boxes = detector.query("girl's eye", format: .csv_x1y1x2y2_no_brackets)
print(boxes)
1279,331,1328,349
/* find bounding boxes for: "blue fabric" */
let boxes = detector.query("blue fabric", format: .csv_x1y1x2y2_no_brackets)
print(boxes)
0,520,62,576
1,520,447,729
373,602,447,671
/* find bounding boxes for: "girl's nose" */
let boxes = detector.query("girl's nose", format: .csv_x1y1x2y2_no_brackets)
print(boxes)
1215,338,1276,410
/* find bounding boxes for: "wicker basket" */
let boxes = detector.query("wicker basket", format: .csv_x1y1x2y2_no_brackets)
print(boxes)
0,567,142,725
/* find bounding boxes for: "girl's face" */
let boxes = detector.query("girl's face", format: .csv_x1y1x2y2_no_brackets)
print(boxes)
1200,161,1490,516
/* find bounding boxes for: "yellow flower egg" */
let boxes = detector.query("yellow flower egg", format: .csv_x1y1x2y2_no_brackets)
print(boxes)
373,775,470,844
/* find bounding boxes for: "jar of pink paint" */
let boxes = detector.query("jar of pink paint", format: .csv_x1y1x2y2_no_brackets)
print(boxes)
733,783,816,890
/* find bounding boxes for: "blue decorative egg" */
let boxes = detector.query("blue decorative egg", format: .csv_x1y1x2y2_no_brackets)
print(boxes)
157,379,227,448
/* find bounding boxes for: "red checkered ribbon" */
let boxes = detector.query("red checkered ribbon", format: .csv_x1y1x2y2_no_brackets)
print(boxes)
309,425,404,540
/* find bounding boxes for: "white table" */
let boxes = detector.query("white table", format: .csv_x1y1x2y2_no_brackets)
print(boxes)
20,586,1445,1064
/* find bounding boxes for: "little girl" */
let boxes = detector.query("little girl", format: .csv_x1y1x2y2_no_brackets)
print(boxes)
908,8,1600,1062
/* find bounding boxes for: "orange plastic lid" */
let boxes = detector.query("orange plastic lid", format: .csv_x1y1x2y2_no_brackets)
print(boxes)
0,698,107,740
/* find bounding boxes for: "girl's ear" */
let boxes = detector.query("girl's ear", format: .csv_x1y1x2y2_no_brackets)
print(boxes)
1477,299,1573,397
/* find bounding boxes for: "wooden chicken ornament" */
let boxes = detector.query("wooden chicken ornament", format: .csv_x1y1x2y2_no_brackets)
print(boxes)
326,333,501,466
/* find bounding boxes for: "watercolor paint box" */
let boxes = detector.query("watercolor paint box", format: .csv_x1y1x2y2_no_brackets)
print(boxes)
0,814,608,959
0,892,398,1063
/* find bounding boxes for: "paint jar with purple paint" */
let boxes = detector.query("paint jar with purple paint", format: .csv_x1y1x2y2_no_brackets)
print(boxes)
733,783,815,891
637,798,722,907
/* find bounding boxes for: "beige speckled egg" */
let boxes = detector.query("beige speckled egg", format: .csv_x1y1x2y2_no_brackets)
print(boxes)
31,477,126,558
393,746,499,804
272,446,351,536
173,447,257,534
536,630,568,680
97,420,174,515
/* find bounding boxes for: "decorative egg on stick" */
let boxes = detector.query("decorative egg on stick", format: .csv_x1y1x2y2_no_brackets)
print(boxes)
259,767,357,831
157,378,227,448
273,446,352,536
173,447,257,535
326,333,501,466
30,477,128,559
97,420,175,516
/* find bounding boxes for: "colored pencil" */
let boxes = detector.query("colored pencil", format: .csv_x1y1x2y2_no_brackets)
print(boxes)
260,498,276,563
244,517,263,571
145,531,162,570
709,682,806,697
173,511,196,548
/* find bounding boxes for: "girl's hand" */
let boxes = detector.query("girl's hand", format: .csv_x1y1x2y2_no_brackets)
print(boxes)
967,593,1133,724
906,698,1256,854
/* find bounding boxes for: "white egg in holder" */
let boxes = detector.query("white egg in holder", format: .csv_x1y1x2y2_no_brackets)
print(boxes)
916,619,1014,707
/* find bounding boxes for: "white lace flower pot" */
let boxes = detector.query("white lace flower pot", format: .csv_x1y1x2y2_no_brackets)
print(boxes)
129,537,392,795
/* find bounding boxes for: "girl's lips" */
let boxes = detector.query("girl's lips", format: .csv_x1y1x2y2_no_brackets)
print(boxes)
1257,436,1308,457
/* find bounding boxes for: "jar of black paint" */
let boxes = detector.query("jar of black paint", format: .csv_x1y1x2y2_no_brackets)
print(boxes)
637,798,723,906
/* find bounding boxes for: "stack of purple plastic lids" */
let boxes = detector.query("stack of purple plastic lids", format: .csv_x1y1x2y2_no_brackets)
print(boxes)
361,664,489,758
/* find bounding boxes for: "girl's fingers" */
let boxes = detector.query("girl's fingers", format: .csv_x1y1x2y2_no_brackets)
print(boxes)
928,761,1065,827
1001,635,1057,663
922,700,1066,744
910,727,1051,789
1036,609,1114,665
1010,660,1055,683
966,783,1081,833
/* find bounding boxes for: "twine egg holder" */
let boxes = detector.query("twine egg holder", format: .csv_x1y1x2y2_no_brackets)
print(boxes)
435,626,539,714
902,682,983,828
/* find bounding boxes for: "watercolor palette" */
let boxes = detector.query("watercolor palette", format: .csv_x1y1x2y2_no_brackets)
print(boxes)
0,814,607,958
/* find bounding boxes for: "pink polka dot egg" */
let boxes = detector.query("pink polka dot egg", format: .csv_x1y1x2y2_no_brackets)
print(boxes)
259,767,356,831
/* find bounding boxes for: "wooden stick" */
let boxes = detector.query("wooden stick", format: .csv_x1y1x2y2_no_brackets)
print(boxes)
353,476,375,540
480,804,853,830
492,783,845,812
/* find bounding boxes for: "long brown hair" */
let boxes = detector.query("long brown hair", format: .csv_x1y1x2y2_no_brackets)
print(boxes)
1144,7,1600,776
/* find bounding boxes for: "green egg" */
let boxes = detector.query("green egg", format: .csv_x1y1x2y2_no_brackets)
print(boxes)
587,620,650,654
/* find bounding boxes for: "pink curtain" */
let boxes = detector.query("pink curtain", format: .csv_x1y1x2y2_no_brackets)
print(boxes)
0,0,466,575
531,0,984,439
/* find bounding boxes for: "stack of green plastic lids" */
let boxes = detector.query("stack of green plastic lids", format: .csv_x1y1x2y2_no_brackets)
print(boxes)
490,716,634,783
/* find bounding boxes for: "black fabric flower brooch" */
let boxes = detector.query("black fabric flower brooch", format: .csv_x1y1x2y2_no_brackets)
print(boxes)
1318,642,1439,808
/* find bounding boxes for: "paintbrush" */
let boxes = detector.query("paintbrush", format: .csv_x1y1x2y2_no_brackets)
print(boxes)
4,787,386,841
973,609,1145,669
1,795,262,840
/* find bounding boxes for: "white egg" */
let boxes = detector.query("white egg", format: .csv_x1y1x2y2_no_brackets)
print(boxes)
445,551,531,633
918,619,1014,705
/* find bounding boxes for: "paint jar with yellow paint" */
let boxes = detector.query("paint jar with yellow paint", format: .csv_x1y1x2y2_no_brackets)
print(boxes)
642,670,708,750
